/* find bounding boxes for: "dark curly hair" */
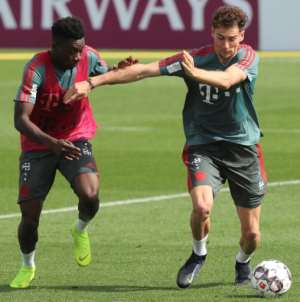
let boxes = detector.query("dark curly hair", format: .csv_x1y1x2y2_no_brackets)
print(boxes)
212,5,248,30
52,16,85,40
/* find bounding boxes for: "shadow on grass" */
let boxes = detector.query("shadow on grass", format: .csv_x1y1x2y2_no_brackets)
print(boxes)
0,281,233,293
193,281,233,289
0,284,26,293
226,294,261,299
44,281,233,292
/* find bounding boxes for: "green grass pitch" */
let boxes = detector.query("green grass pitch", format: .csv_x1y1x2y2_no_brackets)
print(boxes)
0,53,299,301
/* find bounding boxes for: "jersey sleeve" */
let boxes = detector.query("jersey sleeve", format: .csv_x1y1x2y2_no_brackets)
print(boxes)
87,47,109,76
235,45,259,83
14,56,44,104
159,52,185,77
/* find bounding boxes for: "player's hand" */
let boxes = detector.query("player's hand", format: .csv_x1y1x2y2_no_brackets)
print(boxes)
48,139,81,160
112,56,139,69
63,81,91,104
181,50,198,79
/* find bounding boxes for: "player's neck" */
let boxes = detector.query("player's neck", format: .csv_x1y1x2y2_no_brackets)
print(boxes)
217,51,237,65
49,50,66,71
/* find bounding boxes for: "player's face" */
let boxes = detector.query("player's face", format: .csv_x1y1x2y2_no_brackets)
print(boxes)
212,25,244,64
52,37,85,69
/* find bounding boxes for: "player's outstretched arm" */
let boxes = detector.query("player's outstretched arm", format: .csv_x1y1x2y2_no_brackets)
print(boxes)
181,50,247,89
63,61,160,104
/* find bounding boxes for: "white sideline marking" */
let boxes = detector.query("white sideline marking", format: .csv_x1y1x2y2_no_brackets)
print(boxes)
103,126,154,132
263,129,300,134
0,179,300,220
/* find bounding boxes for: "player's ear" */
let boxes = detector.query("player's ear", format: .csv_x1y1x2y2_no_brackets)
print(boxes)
52,38,58,51
52,36,64,51
211,26,215,39
239,30,245,42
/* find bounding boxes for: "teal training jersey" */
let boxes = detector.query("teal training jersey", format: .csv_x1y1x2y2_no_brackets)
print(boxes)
159,44,261,146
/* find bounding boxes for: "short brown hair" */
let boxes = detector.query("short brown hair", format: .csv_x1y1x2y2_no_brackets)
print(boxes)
212,5,248,30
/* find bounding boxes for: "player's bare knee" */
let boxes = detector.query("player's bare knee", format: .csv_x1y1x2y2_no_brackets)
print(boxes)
192,204,211,220
20,215,39,230
79,188,99,203
78,196,100,220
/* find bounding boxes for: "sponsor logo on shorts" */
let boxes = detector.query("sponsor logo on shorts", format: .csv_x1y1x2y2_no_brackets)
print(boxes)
82,144,92,157
192,157,201,165
21,162,31,182
258,180,265,191
195,171,206,181
21,162,31,171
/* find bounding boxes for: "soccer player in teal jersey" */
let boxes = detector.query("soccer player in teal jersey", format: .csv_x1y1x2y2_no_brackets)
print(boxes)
64,6,267,288
10,16,135,289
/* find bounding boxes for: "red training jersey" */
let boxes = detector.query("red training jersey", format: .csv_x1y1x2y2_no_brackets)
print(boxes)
15,46,108,152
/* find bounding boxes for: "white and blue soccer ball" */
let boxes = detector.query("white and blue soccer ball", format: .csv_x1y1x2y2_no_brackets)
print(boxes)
250,260,292,297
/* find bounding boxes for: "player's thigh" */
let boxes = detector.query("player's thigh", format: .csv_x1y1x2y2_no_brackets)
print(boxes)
190,185,214,214
18,151,57,203
182,144,226,213
73,173,99,199
226,144,267,208
59,140,99,197
182,144,225,196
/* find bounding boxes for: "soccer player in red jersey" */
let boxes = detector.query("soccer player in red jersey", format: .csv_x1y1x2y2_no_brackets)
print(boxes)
10,16,131,288
64,6,267,289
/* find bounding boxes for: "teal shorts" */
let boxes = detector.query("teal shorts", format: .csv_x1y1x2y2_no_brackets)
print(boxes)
182,141,267,208
18,140,98,203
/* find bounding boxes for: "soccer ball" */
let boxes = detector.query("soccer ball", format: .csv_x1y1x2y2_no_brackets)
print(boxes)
250,260,292,297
